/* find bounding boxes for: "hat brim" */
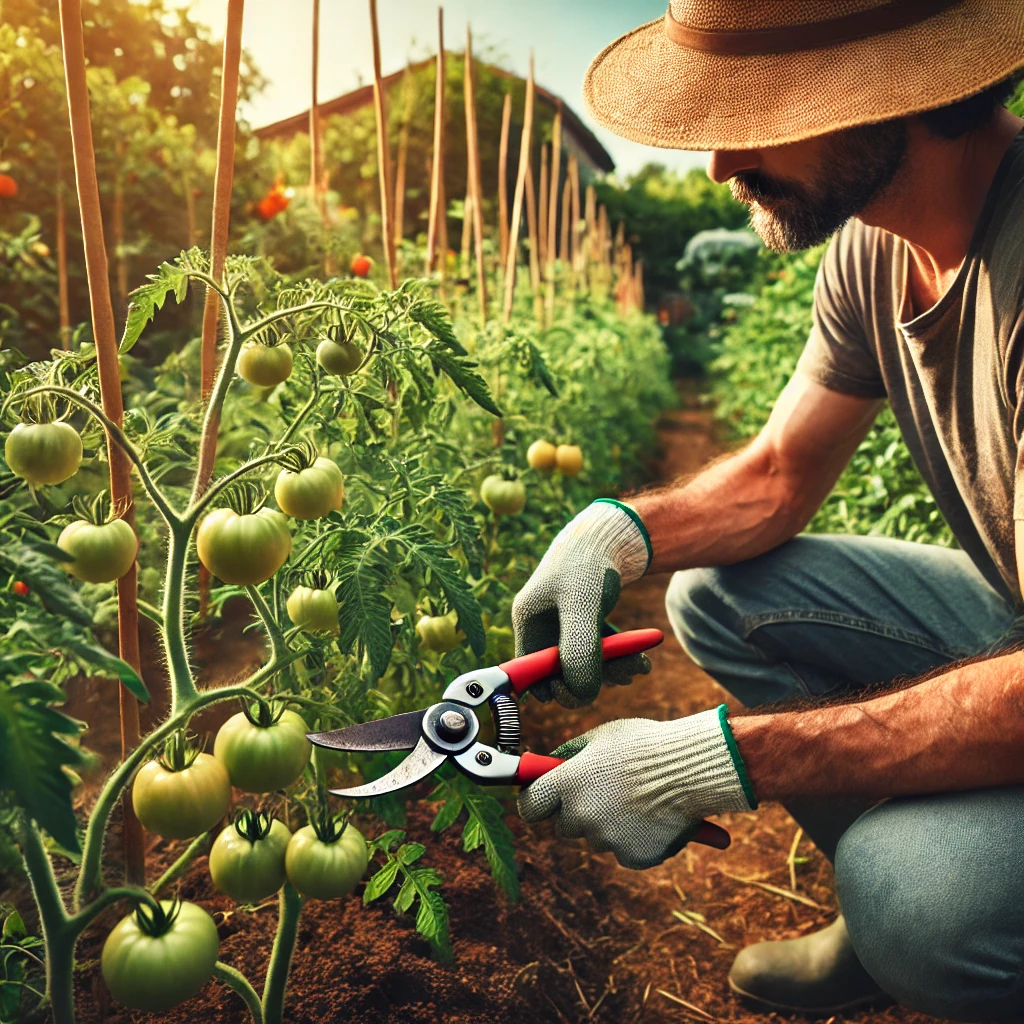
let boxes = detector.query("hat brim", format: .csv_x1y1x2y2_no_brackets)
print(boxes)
583,1,1024,151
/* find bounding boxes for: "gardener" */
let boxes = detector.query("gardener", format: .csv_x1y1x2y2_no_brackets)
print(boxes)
512,1,1024,1018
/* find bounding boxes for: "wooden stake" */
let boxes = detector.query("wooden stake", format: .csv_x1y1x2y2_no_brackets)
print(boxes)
425,8,445,277
524,159,540,294
183,166,196,250
546,106,562,274
113,139,127,315
584,182,597,267
58,0,145,886
464,26,486,323
559,176,570,264
369,0,397,289
309,0,323,215
537,143,548,269
502,52,534,323
199,0,243,404
569,156,581,271
56,166,70,349
394,109,409,256
497,91,511,270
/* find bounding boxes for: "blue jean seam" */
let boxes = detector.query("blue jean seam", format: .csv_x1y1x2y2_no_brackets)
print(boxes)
740,608,967,661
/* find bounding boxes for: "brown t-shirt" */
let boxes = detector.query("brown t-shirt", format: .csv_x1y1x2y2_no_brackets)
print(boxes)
797,130,1024,604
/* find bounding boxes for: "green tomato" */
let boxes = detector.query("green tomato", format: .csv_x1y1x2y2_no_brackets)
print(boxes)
213,709,311,793
285,823,368,900
132,754,231,840
209,815,291,903
101,901,219,1011
237,342,293,387
196,507,291,585
416,612,460,652
286,585,339,633
480,474,526,516
57,519,138,584
4,422,83,485
316,337,363,376
274,457,344,520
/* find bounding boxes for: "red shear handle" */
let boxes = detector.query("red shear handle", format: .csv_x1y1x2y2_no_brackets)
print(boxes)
514,752,731,850
500,628,665,696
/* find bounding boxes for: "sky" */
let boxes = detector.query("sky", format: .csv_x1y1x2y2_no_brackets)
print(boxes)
172,0,709,180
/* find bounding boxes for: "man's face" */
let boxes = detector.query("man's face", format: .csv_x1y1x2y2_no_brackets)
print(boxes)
710,120,909,252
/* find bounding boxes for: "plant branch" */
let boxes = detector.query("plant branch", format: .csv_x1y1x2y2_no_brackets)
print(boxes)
66,886,156,934
261,883,304,1024
152,832,210,897
241,300,372,341
215,961,265,1024
13,385,179,526
186,451,292,525
245,584,288,664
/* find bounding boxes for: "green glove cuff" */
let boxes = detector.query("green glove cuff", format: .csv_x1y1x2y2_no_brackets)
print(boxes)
592,498,653,573
717,703,758,810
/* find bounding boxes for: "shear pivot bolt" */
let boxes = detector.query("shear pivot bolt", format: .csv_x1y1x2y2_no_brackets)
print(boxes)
475,750,492,766
466,682,484,698
436,710,469,740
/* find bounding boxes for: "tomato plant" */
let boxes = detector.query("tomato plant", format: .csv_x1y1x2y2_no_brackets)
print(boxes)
237,339,294,387
4,421,82,485
316,333,363,376
555,444,584,477
196,505,292,585
350,253,372,278
526,439,557,472
274,451,345,520
285,814,368,901
416,611,460,652
57,517,138,584
286,583,340,633
480,473,527,516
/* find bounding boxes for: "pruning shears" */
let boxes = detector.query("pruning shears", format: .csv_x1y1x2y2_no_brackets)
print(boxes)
308,628,731,850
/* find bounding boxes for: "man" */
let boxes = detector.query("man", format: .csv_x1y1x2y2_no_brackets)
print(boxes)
511,1,1024,1018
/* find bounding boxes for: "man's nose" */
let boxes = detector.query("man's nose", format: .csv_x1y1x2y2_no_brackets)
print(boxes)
707,150,760,184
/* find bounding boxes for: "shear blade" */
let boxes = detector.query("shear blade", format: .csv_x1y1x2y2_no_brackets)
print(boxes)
307,709,425,752
329,736,447,798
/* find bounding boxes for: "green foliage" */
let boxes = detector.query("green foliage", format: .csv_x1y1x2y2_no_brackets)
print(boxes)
712,246,953,545
429,768,519,901
0,904,45,1024
365,829,451,962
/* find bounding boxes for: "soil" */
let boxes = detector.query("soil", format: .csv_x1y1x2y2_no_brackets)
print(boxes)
10,395,946,1024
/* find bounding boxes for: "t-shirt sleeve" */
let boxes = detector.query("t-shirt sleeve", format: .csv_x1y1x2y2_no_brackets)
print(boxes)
1008,313,1024,523
796,228,888,399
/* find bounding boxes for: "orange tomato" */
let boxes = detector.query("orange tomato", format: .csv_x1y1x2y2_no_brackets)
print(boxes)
0,174,18,199
350,254,372,278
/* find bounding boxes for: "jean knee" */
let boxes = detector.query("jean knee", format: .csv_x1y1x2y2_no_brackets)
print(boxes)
837,798,1024,1020
665,566,739,670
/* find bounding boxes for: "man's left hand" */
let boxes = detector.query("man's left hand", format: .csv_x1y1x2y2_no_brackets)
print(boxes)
517,707,757,869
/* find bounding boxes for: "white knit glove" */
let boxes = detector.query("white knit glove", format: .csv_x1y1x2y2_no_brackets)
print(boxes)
512,499,652,707
518,706,757,870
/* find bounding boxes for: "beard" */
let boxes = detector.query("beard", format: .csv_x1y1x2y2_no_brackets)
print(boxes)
730,119,909,252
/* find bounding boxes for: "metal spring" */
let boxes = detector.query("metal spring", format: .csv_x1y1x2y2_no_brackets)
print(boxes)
490,692,520,752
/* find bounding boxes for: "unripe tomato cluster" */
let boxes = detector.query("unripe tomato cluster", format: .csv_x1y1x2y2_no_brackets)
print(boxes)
526,438,584,477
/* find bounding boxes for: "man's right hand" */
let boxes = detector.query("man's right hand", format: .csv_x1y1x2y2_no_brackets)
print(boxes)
511,499,653,707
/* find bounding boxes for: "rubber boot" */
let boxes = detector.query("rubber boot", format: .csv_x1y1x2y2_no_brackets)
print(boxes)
728,915,887,1014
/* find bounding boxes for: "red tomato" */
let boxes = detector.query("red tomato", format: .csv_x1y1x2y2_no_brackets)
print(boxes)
12,581,29,596
0,174,18,199
256,185,289,222
350,254,372,278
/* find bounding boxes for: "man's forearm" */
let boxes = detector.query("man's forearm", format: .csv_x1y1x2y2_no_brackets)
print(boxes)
629,444,814,574
730,650,1024,801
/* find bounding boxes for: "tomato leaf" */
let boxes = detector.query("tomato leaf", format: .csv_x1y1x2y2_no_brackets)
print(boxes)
60,635,149,704
0,680,89,851
362,858,401,903
369,829,406,853
405,296,467,356
119,249,199,354
397,842,425,865
393,875,415,914
407,866,450,963
424,345,502,418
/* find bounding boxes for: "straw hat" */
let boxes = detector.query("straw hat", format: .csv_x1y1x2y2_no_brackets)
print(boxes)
583,0,1024,151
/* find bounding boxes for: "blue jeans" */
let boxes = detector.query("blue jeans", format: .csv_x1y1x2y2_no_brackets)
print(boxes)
665,535,1023,1020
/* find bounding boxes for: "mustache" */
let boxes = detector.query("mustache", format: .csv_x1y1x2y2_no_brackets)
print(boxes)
730,171,806,204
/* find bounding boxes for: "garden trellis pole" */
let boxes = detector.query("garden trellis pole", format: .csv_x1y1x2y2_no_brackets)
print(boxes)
538,143,548,269
524,160,541,296
545,106,562,324
497,92,512,268
502,52,534,323
57,0,145,886
369,0,398,289
310,0,323,216
56,166,70,349
425,7,446,277
464,26,487,324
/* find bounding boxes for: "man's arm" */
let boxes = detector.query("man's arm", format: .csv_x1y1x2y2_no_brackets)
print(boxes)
632,370,883,574
730,520,1024,801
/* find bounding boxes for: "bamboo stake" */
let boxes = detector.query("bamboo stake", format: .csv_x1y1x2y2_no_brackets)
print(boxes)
497,91,511,269
545,106,562,322
183,166,196,249
559,176,570,264
369,0,397,289
199,0,243,404
584,182,597,266
309,0,322,215
460,190,473,266
425,8,445,277
524,160,541,294
464,26,486,323
394,114,409,256
537,143,548,269
569,155,581,271
56,167,70,349
58,0,145,886
502,52,534,324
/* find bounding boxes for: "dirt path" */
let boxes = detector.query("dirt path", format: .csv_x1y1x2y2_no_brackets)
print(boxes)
55,399,944,1024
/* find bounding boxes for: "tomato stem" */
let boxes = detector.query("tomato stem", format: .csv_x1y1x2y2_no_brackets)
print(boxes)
165,526,199,712
214,961,265,1024
261,883,304,1024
